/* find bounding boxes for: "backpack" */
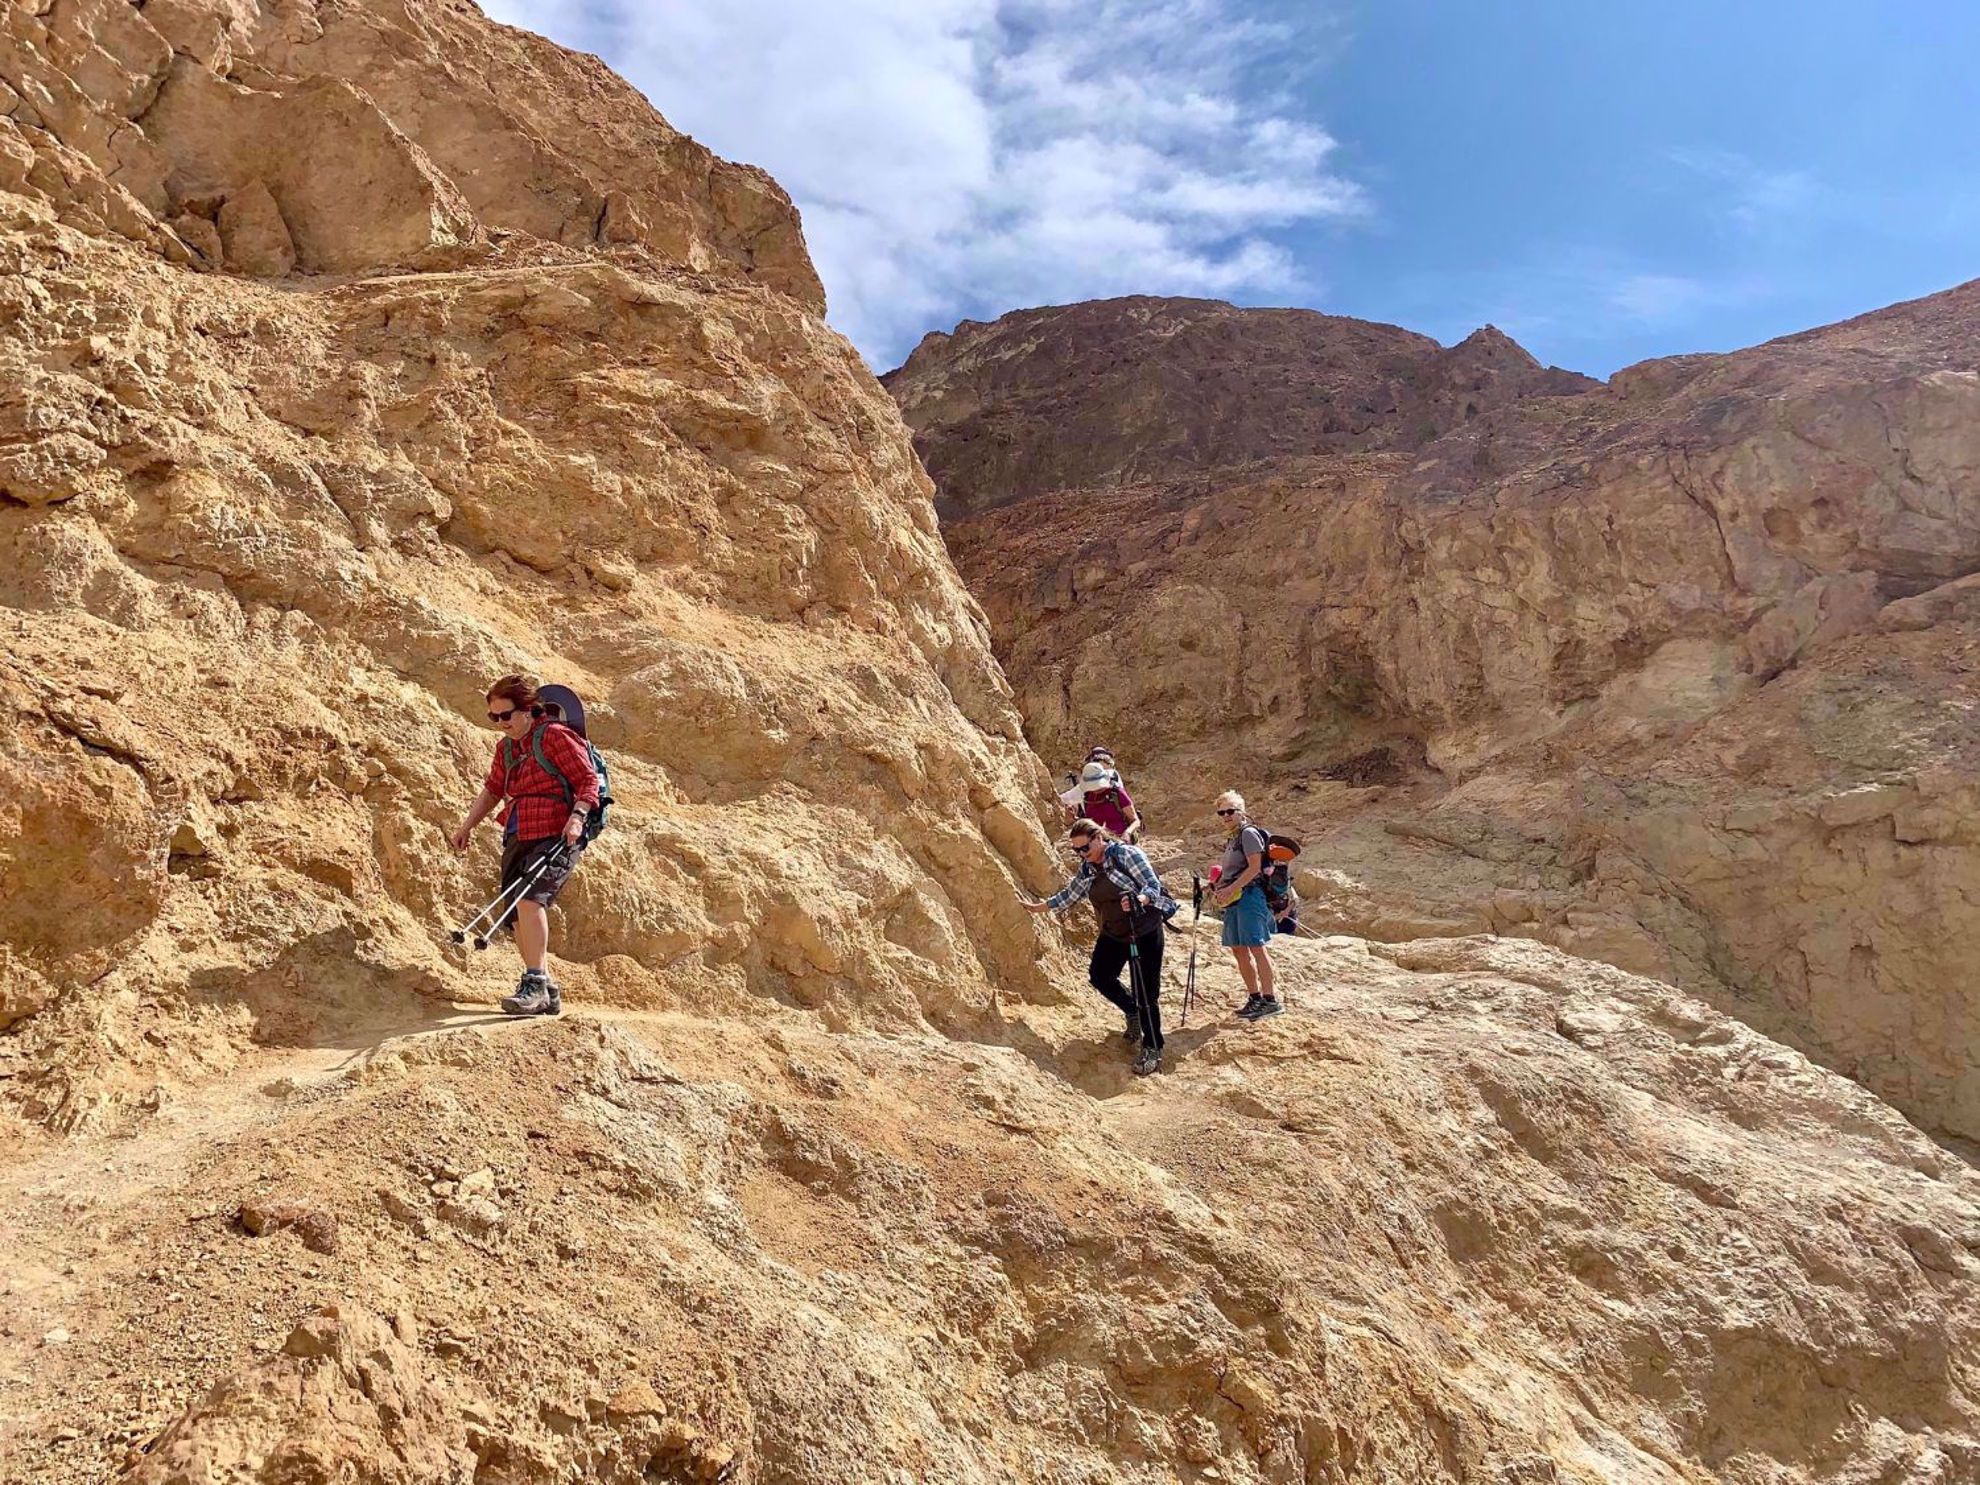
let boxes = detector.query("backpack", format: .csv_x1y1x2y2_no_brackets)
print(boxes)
503,684,615,844
1248,827,1301,917
534,725,613,845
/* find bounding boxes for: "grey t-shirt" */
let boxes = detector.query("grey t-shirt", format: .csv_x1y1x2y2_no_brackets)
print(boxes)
1218,824,1268,887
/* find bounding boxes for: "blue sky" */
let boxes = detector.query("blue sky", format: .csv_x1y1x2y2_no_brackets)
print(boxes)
484,0,1979,377
1317,1,1980,375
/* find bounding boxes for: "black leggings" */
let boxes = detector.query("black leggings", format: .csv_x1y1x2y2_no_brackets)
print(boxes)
1089,929,1165,1050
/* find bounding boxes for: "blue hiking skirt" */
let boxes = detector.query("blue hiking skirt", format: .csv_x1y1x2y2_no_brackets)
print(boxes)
1220,884,1275,948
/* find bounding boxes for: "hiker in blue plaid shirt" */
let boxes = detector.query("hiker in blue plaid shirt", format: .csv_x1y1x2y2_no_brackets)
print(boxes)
1024,819,1179,1076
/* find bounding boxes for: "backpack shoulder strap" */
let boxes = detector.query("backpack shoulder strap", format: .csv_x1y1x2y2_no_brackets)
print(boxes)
529,723,575,806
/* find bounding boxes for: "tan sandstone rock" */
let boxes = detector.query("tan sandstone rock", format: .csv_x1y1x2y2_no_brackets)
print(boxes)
214,177,294,275
0,0,1060,1132
19,952,1980,1485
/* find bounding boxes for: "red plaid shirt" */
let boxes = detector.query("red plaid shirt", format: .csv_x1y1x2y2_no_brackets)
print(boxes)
485,721,600,841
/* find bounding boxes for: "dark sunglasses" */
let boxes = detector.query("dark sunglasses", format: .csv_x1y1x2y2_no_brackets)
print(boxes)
1216,808,1238,817
487,706,525,724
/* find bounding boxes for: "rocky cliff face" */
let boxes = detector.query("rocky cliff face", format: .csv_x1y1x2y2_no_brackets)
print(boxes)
930,288,1980,1143
4,7,1979,1485
0,0,1058,1129
884,296,1594,518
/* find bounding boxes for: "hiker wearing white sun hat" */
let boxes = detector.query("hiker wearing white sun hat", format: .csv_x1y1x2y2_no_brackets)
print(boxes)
1058,747,1141,841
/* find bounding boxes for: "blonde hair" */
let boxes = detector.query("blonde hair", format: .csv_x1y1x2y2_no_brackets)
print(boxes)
1067,817,1113,844
1215,789,1246,816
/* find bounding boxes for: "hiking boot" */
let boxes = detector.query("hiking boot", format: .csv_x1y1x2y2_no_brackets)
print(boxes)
1235,992,1264,1019
1243,997,1285,1022
1122,1013,1141,1045
501,971,556,1017
1131,1046,1160,1077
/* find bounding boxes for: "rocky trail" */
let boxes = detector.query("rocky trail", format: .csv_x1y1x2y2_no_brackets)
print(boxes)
7,927,1980,1484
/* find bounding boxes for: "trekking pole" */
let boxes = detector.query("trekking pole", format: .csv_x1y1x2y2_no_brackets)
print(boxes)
1124,929,1156,1052
449,881,517,947
1181,873,1202,1027
475,844,571,950
449,843,566,950
449,857,541,946
1127,892,1167,1050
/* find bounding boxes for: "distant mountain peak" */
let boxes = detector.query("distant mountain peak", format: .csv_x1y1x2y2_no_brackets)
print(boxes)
885,297,1592,517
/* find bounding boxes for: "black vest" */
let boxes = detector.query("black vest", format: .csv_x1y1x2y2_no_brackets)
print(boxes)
1090,863,1136,942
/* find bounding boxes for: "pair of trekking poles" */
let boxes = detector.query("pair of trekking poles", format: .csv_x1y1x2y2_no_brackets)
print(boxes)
448,841,569,950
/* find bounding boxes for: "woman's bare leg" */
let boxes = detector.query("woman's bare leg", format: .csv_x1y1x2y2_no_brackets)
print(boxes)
515,900,549,973
1231,946,1259,999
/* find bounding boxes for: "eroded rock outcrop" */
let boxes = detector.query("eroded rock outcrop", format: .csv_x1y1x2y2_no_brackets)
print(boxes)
927,288,1980,1140
0,0,1056,1131
1,0,821,297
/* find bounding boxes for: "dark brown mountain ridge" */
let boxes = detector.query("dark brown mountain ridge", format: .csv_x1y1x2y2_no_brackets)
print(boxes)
882,294,1597,518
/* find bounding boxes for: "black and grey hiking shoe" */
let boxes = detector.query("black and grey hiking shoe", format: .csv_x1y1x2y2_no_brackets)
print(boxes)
1131,1047,1161,1077
1122,1013,1141,1045
501,971,557,1017
1235,992,1264,1019
1243,997,1285,1022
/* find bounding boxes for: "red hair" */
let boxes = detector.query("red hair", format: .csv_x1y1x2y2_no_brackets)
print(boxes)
485,674,540,710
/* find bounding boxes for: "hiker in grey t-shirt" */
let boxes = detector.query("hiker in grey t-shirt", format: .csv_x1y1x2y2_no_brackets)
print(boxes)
1210,789,1281,1021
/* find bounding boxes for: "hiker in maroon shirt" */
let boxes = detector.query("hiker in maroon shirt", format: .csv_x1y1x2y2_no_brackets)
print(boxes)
450,674,598,1016
1068,759,1141,842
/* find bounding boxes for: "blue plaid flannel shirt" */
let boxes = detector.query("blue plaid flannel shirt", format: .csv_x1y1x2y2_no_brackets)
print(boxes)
1045,841,1179,918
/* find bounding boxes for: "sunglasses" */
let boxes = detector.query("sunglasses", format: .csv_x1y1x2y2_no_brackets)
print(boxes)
1216,808,1238,817
487,707,526,724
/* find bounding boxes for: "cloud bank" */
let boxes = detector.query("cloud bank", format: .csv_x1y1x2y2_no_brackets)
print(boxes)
482,0,1364,366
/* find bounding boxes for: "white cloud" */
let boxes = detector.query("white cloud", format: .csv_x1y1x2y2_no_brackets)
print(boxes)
481,0,1363,366
1608,271,1711,324
1666,148,1821,233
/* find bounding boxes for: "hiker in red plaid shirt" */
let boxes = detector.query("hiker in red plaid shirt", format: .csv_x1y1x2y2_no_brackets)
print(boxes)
450,674,598,1016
